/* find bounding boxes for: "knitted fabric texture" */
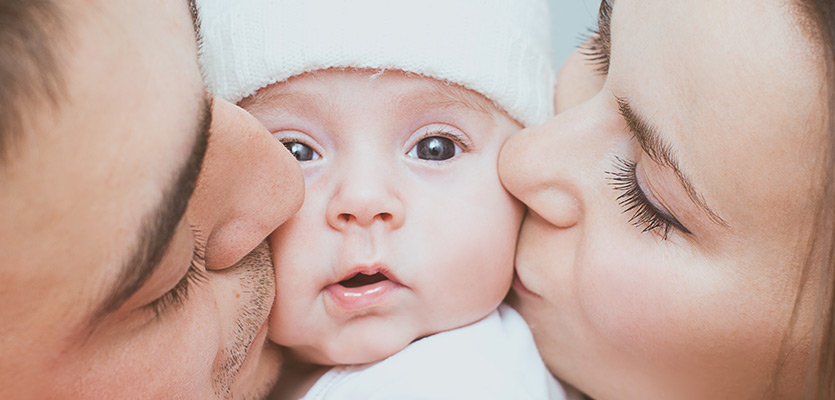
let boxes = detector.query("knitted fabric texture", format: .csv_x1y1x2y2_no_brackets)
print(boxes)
198,0,554,127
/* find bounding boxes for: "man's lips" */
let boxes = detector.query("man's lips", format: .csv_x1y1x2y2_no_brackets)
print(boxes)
239,318,269,372
325,265,404,312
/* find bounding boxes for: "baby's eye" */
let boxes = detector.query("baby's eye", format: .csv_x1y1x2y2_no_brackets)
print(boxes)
283,141,320,162
407,136,462,161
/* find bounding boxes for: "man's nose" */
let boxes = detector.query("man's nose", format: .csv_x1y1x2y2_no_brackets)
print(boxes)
189,97,304,270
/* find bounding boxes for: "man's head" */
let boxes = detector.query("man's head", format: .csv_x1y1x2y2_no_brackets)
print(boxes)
0,1,303,398
0,0,63,162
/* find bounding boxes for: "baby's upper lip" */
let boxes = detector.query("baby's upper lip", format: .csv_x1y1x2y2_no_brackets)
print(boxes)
334,263,403,287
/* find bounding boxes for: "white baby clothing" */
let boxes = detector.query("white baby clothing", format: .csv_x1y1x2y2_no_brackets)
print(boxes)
299,304,571,400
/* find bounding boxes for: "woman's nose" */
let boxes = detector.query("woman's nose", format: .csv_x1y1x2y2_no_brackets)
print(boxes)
499,99,612,229
325,156,405,231
189,97,304,269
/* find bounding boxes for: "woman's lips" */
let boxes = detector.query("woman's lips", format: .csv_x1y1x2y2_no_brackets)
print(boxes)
512,270,541,299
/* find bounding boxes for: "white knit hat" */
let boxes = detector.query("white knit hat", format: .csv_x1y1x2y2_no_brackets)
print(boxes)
197,0,554,127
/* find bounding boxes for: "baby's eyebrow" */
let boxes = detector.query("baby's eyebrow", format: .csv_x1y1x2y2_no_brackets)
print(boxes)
241,89,335,123
421,81,499,118
239,77,502,123
238,87,300,110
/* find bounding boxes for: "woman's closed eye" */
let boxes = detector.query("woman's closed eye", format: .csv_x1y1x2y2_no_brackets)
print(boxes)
606,156,691,240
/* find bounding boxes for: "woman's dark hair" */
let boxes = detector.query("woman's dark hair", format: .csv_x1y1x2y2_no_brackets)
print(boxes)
797,0,835,398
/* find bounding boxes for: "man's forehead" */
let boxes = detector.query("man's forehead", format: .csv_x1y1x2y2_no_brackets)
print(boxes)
0,0,209,342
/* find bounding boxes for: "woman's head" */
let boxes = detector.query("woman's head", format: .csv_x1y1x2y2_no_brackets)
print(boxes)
499,0,834,398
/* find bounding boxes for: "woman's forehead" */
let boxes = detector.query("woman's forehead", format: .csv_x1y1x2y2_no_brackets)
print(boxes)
612,0,827,245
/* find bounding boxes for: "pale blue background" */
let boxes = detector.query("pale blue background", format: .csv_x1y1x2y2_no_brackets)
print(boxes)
548,0,601,69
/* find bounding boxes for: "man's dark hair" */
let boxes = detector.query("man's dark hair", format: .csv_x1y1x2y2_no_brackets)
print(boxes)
0,0,64,163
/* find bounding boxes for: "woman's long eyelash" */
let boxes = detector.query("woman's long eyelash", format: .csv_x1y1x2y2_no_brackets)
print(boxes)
580,0,613,74
149,231,209,318
579,29,609,74
606,156,676,240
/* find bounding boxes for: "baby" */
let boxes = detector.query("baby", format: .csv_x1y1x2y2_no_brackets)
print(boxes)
198,0,571,398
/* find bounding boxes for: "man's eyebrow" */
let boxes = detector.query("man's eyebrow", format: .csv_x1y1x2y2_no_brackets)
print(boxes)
616,96,728,227
83,96,212,333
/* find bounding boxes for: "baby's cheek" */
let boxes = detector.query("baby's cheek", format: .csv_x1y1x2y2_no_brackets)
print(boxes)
266,230,294,344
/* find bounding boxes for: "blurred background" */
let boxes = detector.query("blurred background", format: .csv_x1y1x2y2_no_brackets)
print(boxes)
549,0,601,69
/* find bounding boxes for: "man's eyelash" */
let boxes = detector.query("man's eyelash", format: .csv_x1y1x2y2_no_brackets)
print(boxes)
149,232,209,318
606,156,690,240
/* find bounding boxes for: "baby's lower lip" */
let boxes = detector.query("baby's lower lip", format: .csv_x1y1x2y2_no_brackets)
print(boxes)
325,280,401,312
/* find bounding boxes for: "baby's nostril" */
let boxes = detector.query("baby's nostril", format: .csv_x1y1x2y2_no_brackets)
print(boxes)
339,213,352,223
379,213,392,222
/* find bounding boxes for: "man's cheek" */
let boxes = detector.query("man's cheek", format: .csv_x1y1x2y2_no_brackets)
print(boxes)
57,337,207,397
67,302,220,398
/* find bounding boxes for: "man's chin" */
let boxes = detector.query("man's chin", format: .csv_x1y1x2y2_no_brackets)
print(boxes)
229,339,282,400
222,240,280,399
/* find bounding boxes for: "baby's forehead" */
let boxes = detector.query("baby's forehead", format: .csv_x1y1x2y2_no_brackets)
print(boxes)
239,69,509,122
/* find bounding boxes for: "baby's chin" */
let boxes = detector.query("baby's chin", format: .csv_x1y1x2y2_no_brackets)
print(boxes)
272,329,417,366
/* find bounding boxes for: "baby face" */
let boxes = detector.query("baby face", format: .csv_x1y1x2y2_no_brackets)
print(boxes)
244,69,523,365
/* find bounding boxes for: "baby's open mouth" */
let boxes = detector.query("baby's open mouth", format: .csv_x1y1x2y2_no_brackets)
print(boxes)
338,272,389,288
326,267,402,311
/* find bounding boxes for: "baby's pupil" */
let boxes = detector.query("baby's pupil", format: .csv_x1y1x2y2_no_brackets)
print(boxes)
417,136,455,161
285,142,314,161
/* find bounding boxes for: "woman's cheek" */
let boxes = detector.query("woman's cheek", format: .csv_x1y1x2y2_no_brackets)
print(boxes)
577,242,725,361
576,239,792,385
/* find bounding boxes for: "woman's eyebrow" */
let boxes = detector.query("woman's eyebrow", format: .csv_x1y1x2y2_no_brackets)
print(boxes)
616,96,729,227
